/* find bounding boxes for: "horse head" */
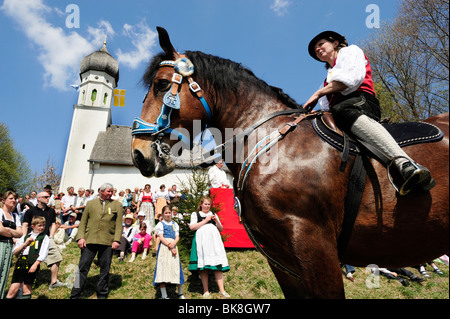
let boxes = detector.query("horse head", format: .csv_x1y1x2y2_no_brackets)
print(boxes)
132,27,213,177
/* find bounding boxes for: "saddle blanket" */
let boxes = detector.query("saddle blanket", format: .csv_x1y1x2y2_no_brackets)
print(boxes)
312,115,444,156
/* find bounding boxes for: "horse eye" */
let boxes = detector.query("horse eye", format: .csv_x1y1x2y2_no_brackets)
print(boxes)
154,79,171,93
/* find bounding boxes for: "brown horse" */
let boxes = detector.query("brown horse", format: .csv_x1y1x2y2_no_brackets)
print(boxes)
132,27,449,298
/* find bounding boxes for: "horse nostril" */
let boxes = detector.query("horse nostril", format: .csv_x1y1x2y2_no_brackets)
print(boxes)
133,149,145,167
133,149,155,177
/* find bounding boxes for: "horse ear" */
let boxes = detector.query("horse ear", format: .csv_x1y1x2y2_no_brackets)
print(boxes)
157,26,177,59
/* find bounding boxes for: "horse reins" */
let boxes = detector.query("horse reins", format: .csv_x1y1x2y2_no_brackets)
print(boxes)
131,51,317,281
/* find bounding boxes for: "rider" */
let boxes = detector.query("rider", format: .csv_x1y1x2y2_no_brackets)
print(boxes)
303,31,436,195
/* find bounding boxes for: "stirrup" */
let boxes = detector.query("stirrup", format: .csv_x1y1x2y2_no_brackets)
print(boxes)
387,157,433,196
387,156,407,194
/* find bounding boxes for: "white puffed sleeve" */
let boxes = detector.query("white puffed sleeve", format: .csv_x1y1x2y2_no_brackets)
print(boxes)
173,222,179,236
316,82,330,111
189,212,198,226
328,45,367,95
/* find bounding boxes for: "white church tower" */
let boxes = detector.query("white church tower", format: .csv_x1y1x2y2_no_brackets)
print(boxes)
60,40,119,192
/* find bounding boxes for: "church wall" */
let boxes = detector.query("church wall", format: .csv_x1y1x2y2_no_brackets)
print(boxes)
59,106,110,193
87,164,199,194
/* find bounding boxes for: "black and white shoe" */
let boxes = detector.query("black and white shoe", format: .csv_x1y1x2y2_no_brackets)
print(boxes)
399,162,436,195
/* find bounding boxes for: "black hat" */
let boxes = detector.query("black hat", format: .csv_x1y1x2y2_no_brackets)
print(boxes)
44,184,52,190
308,31,347,61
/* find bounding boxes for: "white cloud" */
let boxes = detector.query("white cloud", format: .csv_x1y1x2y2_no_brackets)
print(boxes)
270,0,291,16
1,0,156,91
116,21,158,70
87,20,116,44
2,0,95,91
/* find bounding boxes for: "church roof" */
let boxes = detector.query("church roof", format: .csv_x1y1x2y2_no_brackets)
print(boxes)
88,125,202,168
80,43,119,84
89,125,133,165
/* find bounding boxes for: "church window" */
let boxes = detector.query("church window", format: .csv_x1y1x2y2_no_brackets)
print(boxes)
103,93,108,105
91,89,97,102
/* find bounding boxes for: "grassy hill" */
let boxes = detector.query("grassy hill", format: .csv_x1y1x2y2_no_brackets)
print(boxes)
4,242,448,299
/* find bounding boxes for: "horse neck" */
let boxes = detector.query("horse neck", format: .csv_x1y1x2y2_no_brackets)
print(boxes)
212,86,288,134
209,85,290,174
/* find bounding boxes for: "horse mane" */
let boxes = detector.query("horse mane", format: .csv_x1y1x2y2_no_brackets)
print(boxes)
141,51,301,109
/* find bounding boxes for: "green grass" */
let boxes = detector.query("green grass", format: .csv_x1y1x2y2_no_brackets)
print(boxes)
4,242,448,299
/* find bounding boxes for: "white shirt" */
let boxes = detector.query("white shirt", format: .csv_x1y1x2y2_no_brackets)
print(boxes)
0,208,22,228
14,231,50,262
74,195,86,210
61,194,75,211
189,211,220,226
122,225,137,243
208,165,230,188
155,219,179,237
48,194,55,208
168,189,181,199
318,45,368,110
153,190,169,202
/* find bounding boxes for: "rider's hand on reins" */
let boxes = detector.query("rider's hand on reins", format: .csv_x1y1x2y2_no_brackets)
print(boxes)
303,92,320,112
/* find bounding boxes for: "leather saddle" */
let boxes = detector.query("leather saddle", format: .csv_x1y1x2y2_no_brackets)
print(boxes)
312,112,445,158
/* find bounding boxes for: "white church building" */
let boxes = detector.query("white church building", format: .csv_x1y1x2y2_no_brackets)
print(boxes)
59,42,221,194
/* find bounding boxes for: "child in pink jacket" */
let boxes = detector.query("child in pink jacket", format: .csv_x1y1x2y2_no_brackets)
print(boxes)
128,222,152,262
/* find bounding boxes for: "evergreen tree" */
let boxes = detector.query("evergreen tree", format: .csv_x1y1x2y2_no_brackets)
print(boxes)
175,168,221,260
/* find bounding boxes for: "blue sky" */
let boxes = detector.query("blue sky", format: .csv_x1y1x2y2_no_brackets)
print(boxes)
0,0,400,175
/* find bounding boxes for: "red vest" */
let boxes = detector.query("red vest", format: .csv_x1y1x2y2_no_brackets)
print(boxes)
325,54,376,107
142,193,152,202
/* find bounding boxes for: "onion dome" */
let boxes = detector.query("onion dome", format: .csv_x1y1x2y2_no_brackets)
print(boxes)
80,41,119,84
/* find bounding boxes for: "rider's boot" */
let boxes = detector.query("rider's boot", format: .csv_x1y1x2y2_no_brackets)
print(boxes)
350,115,436,195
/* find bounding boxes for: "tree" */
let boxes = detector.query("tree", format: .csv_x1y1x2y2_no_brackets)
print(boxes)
33,157,61,193
175,167,221,261
0,122,34,195
373,82,401,122
361,0,449,121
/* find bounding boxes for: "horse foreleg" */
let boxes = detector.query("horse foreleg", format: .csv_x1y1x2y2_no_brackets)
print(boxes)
268,263,309,298
278,235,345,299
268,247,345,299
296,237,345,299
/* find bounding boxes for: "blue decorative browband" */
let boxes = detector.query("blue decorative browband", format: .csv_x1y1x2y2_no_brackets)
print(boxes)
132,56,213,147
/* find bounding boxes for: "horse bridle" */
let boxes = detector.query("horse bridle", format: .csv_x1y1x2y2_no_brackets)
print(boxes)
131,55,213,149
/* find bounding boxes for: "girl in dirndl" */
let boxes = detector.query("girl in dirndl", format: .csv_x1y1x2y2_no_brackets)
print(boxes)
137,184,155,232
153,205,184,299
189,196,230,298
